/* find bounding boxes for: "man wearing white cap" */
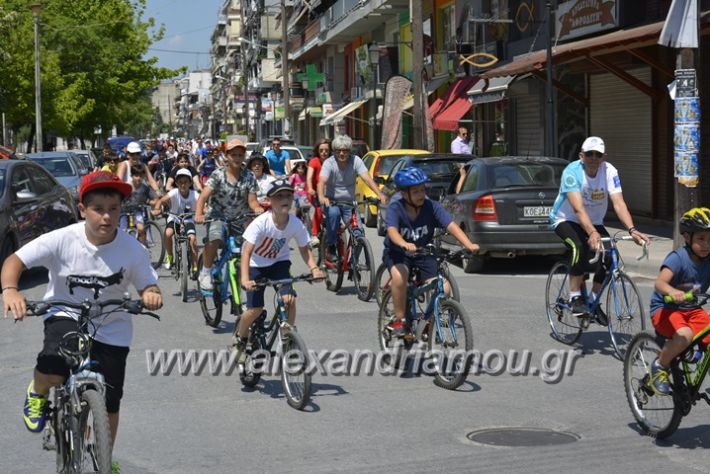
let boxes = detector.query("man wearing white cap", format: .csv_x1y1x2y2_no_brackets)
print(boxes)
550,136,650,318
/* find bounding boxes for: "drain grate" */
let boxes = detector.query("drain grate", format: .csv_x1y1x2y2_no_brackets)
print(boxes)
467,427,580,447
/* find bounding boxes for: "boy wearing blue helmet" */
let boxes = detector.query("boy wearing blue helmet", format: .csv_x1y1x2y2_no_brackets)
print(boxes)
383,167,480,337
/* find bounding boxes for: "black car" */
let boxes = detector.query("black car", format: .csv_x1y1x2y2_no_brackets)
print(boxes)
0,160,79,264
376,153,471,236
439,155,569,272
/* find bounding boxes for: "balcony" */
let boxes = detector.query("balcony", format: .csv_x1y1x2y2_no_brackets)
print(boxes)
261,15,280,41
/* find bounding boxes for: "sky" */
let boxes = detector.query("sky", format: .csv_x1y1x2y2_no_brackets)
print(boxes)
142,0,225,73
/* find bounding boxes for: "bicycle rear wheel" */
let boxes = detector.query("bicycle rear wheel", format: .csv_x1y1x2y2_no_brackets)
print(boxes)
281,330,312,410
545,261,582,345
374,263,389,306
144,221,165,270
428,299,474,390
180,242,189,302
606,272,646,360
623,331,683,438
75,389,112,473
197,254,223,327
352,237,375,301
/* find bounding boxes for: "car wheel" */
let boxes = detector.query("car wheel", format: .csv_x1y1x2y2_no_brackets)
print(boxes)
462,254,485,273
377,211,386,237
365,203,377,228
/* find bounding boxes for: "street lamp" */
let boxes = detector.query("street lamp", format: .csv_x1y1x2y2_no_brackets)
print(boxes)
30,2,42,152
368,43,380,150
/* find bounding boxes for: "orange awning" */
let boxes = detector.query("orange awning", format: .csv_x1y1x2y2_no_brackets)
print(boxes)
432,98,473,131
428,76,479,120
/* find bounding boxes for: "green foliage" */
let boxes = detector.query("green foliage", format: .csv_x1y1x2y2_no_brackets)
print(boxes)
0,0,183,145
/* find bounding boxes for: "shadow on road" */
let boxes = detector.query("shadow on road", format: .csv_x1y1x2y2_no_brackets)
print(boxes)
626,422,710,449
449,255,560,276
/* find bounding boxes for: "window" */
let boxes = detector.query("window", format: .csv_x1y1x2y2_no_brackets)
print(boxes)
363,154,374,170
31,168,57,195
461,166,479,193
11,167,34,196
488,163,564,188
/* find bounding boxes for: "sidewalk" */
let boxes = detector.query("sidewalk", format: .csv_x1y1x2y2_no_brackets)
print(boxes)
606,221,675,281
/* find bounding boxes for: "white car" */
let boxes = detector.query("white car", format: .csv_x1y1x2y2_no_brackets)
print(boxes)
245,142,259,159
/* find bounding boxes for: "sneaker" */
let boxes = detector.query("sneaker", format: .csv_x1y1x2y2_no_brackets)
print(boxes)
326,245,338,263
387,319,406,338
570,295,589,317
309,236,320,248
231,336,247,365
594,306,608,326
198,272,212,291
23,381,48,433
651,359,671,395
163,254,173,270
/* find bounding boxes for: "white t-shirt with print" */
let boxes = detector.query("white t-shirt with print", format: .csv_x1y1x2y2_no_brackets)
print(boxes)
255,174,276,203
167,188,198,223
243,212,310,267
15,222,159,347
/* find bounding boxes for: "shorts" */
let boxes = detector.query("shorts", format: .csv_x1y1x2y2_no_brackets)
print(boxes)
205,219,225,243
382,251,437,282
245,261,294,309
167,220,196,236
36,317,130,413
554,220,610,283
652,307,710,345
120,211,145,229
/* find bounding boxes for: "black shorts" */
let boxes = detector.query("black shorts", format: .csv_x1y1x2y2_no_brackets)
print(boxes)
36,317,130,413
167,221,196,236
554,220,610,283
246,261,294,308
382,250,437,282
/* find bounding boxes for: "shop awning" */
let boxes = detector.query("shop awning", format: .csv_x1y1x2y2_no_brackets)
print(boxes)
428,76,478,120
402,75,450,111
433,97,473,131
467,75,515,104
319,99,367,126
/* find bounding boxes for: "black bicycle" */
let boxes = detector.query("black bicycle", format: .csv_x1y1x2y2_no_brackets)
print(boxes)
23,297,159,473
164,208,196,302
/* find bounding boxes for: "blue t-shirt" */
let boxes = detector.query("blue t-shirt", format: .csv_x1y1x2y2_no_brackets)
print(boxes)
383,194,453,256
265,149,290,176
649,246,710,315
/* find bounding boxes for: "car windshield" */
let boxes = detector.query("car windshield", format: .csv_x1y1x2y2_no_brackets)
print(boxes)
30,158,76,177
415,160,465,179
486,162,565,189
379,156,408,176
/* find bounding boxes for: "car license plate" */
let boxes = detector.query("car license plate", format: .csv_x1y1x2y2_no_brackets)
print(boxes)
523,206,552,218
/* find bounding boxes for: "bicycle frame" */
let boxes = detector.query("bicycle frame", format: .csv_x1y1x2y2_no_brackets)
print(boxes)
327,203,363,273
406,267,452,343
210,223,242,308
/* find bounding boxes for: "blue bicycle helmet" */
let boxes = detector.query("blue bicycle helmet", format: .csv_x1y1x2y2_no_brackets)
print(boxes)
394,167,429,189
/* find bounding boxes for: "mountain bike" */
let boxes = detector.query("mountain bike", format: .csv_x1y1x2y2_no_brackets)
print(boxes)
24,297,160,474
238,273,319,410
197,213,258,327
377,245,474,390
545,233,648,359
624,292,710,439
318,201,375,301
121,205,165,270
164,209,195,302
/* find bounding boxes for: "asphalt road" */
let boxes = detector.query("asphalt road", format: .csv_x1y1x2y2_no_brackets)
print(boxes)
1,226,709,474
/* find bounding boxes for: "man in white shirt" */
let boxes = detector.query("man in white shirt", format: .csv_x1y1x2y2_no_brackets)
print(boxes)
451,127,473,154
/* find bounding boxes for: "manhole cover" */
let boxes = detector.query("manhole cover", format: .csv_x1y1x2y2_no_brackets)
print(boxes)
467,427,580,447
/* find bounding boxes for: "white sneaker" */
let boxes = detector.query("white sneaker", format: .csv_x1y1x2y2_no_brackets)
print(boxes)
198,272,212,290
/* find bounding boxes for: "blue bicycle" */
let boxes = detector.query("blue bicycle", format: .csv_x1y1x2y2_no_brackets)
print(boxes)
545,233,648,359
377,245,474,390
197,213,258,327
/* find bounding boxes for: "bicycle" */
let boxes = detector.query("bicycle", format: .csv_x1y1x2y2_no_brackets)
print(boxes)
23,296,160,473
164,208,196,302
120,205,165,270
318,201,376,301
377,245,474,390
197,213,258,327
545,233,648,359
623,292,710,438
238,273,318,410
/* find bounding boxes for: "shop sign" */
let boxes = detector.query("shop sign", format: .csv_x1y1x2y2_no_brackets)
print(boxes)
556,0,617,41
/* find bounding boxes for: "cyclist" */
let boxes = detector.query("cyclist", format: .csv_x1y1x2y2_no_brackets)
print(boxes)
233,179,324,363
195,139,264,291
550,136,649,317
165,151,202,192
649,207,710,395
117,141,162,197
317,134,386,262
196,147,221,187
383,167,479,336
1,171,162,455
306,139,331,246
265,137,290,176
246,153,275,207
100,151,120,174
152,169,199,272
121,163,155,244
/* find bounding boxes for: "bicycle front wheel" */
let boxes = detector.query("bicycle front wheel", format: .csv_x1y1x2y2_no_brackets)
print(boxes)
374,263,389,306
377,290,397,351
320,236,344,292
144,221,165,270
180,242,189,302
197,254,223,327
352,237,375,301
607,272,646,360
623,331,683,438
281,330,312,410
545,261,582,345
75,389,112,473
428,299,474,390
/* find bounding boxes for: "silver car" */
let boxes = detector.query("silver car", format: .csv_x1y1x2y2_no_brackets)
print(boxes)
26,152,88,208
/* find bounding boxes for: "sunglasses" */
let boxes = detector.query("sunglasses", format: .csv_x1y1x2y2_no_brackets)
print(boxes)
335,148,349,154
584,151,603,158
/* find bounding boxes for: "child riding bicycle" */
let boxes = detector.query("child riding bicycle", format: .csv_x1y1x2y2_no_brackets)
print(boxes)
121,162,155,244
1,171,162,465
233,179,324,363
649,207,710,395
383,167,479,337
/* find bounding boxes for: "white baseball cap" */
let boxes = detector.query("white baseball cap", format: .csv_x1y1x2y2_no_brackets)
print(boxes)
581,136,605,154
126,141,142,153
175,168,192,180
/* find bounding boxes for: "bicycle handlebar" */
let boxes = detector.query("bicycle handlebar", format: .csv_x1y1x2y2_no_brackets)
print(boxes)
408,244,473,262
663,292,710,306
252,272,322,288
25,298,161,320
588,235,649,264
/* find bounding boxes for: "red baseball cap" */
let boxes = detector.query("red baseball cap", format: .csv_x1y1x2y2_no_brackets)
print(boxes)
79,171,133,202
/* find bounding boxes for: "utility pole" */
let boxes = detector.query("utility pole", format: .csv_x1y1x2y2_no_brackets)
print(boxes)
30,3,43,152
411,0,424,149
545,1,556,157
281,0,290,138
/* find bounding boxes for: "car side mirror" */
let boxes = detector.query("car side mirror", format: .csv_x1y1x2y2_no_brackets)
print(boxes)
16,190,38,201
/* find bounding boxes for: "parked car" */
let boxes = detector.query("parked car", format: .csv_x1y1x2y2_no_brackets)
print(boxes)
0,159,78,264
376,153,471,236
438,155,569,273
356,149,429,227
25,152,88,208
260,145,306,164
245,142,260,159
72,149,98,170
